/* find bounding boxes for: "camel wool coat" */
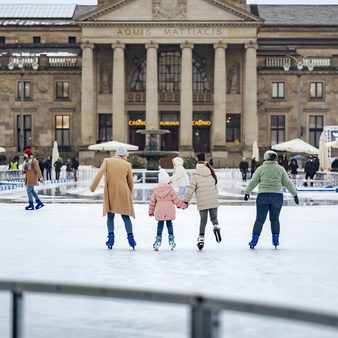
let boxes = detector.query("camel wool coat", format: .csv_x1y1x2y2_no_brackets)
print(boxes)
23,157,43,186
90,157,135,218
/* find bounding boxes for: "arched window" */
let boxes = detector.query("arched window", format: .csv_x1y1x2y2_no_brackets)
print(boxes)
193,58,210,93
130,60,147,92
129,51,210,93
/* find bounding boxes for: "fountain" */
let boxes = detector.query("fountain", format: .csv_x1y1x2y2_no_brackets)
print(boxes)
134,129,178,170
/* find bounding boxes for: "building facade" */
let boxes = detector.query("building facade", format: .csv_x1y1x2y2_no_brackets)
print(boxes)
0,0,338,167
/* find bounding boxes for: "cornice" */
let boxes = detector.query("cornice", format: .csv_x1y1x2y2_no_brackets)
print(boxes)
78,21,261,28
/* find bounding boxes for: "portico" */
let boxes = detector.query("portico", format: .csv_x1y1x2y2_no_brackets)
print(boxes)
78,0,262,165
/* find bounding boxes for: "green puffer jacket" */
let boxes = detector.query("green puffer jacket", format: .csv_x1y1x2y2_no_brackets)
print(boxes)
245,160,297,196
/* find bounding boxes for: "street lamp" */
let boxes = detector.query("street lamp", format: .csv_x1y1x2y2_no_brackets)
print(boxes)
283,54,314,138
8,55,39,152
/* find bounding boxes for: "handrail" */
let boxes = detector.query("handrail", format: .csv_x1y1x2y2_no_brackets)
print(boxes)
0,279,338,338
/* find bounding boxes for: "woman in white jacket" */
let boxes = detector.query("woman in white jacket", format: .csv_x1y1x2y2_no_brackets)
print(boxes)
169,157,189,199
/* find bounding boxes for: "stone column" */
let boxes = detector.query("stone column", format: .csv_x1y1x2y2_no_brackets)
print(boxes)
145,42,159,130
112,42,127,143
81,43,95,145
180,41,194,154
243,42,258,152
212,41,227,153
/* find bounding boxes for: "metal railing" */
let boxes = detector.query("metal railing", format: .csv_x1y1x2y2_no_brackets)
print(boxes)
0,279,338,338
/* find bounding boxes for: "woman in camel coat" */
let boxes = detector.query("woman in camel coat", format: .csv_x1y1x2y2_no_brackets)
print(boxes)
90,146,136,249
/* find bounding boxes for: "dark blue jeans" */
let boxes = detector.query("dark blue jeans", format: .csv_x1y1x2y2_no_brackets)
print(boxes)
157,220,173,236
26,186,39,203
107,212,133,234
252,193,283,235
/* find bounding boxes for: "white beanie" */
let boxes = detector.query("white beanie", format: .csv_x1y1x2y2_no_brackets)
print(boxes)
116,146,129,157
158,168,170,184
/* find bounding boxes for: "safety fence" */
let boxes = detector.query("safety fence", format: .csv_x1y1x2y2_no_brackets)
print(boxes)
0,279,338,338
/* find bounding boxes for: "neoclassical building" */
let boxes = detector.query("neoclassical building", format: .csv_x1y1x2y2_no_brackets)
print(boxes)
0,0,338,166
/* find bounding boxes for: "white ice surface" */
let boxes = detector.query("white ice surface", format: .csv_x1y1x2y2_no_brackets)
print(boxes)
1,203,338,338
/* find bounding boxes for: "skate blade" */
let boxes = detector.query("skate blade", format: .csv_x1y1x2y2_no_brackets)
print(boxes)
170,244,176,250
197,243,204,251
213,228,222,243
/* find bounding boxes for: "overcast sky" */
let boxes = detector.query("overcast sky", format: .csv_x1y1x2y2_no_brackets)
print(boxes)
0,0,338,4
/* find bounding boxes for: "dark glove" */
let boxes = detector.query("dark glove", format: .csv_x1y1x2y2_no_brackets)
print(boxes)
244,194,250,201
294,195,299,205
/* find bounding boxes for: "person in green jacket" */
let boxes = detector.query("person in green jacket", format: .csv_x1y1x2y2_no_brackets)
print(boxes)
244,150,299,249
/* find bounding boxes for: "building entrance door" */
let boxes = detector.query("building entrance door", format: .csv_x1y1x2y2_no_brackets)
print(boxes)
193,112,211,153
129,112,145,150
160,112,180,151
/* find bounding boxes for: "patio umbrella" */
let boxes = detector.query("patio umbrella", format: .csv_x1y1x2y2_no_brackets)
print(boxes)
318,134,329,171
252,141,259,161
0,147,5,153
52,141,59,166
271,138,319,155
88,140,139,151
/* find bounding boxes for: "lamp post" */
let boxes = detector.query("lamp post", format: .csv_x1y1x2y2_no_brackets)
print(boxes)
8,55,39,152
283,54,314,139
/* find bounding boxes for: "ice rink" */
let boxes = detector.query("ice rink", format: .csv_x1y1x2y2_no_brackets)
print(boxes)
1,201,338,337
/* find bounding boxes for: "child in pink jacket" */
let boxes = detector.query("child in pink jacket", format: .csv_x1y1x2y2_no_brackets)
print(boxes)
149,168,186,250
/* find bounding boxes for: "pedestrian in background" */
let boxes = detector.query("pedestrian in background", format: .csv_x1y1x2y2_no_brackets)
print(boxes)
244,150,299,250
90,146,137,250
8,156,19,170
72,157,79,182
44,156,52,180
54,158,62,180
65,159,73,180
251,157,258,178
239,157,249,182
22,148,44,210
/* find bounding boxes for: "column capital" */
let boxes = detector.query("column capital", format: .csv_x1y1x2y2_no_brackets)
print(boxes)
245,41,258,50
180,41,194,50
81,41,94,50
213,40,227,50
145,41,159,49
112,41,125,49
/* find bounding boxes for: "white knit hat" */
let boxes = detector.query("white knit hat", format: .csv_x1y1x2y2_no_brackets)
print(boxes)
116,146,129,157
158,168,170,184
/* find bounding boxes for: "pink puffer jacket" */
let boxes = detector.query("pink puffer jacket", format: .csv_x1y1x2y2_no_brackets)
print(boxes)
148,184,186,221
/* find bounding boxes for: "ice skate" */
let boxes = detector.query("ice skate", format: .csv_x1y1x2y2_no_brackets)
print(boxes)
153,235,162,251
197,234,205,251
168,235,176,250
248,234,259,249
127,233,136,250
213,224,222,243
105,233,115,250
35,200,44,210
272,234,279,249
25,202,34,211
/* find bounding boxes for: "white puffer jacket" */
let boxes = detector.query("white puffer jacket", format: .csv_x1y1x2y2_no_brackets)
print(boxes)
170,157,189,188
184,163,219,211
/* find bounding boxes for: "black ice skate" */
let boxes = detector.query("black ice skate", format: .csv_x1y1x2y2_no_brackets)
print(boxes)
197,234,205,251
213,225,222,243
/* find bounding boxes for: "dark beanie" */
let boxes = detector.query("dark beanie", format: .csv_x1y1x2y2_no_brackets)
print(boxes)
196,153,205,161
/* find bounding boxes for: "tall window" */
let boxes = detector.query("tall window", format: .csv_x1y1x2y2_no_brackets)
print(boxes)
17,81,31,100
271,115,285,145
310,82,323,99
226,114,241,142
56,81,70,99
33,36,41,44
193,58,209,93
272,82,285,99
159,51,181,92
193,112,210,153
98,114,112,143
309,115,323,148
17,115,31,151
55,115,70,151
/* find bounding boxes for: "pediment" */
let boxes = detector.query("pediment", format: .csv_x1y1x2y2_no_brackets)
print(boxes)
78,0,262,24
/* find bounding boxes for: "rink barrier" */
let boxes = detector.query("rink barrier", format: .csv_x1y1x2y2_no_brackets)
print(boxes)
0,280,338,338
